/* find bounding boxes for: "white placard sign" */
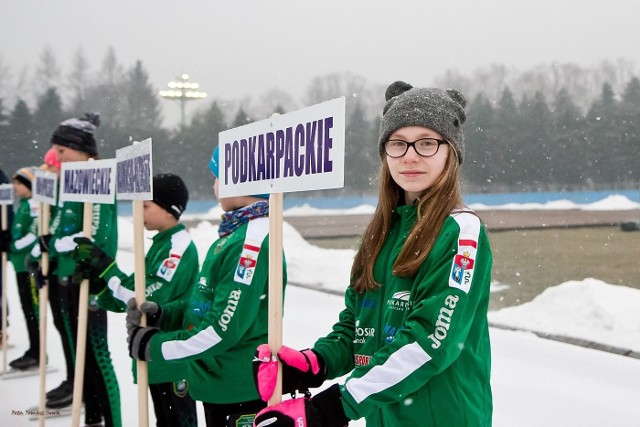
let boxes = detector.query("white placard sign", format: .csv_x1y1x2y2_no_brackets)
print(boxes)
59,159,116,204
218,97,345,197
0,184,13,205
115,138,153,200
32,170,58,205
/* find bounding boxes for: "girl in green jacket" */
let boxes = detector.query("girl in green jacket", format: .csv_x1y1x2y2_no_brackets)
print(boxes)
45,113,122,427
7,166,40,371
254,82,493,427
72,173,199,427
126,147,286,427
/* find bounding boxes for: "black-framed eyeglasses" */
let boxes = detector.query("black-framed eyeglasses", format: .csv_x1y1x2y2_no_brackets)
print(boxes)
384,138,448,158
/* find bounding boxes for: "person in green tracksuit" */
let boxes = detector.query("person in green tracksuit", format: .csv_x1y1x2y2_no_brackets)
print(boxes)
43,113,122,427
126,147,286,427
71,173,198,427
6,166,40,370
25,149,75,403
253,81,493,427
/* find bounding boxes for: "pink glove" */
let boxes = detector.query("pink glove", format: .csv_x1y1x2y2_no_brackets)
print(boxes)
253,345,327,402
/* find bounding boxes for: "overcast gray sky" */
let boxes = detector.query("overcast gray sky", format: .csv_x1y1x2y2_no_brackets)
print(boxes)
2,0,639,126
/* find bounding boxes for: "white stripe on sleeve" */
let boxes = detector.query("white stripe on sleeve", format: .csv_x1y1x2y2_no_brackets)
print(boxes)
345,342,432,404
14,232,37,251
160,326,223,360
107,276,135,305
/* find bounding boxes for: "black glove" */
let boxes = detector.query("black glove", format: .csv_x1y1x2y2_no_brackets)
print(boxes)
127,326,159,361
71,237,115,277
254,384,349,427
25,256,40,275
254,345,327,401
0,229,10,253
38,234,52,253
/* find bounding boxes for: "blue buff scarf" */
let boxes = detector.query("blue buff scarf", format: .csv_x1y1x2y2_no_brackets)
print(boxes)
218,200,270,237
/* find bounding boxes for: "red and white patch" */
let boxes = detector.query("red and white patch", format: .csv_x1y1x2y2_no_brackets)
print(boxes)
449,213,482,294
157,257,180,281
234,243,261,285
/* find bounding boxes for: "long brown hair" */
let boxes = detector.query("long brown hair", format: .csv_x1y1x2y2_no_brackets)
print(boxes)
351,147,463,292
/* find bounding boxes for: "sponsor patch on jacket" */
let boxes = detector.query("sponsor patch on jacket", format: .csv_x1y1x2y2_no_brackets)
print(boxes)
157,256,180,281
449,213,482,294
234,218,269,285
234,243,260,285
354,354,371,366
450,248,476,294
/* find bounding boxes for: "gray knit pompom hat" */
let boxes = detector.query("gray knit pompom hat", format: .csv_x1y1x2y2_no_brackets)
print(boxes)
378,81,467,163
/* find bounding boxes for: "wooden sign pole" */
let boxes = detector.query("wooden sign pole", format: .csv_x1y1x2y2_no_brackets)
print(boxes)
71,201,93,427
267,192,284,406
38,203,51,427
1,204,8,374
133,199,149,427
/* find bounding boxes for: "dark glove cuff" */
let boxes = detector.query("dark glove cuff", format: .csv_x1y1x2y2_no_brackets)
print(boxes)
310,384,349,427
147,307,163,327
0,229,10,252
130,327,159,360
307,350,328,388
39,234,52,253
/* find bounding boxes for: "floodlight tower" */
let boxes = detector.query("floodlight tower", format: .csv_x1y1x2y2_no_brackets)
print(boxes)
159,73,207,128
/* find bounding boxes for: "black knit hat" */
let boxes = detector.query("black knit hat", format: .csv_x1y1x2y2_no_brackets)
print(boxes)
13,166,38,191
378,81,467,163
50,112,101,156
153,173,189,219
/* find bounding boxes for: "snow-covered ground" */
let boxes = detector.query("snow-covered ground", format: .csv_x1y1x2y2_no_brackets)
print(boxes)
1,196,639,426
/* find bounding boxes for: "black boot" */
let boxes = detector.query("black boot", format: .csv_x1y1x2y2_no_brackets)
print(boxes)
9,354,39,370
46,380,73,401
46,392,73,409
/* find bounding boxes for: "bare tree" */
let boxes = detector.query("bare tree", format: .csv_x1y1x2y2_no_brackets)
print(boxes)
67,47,90,112
0,54,11,99
33,46,61,96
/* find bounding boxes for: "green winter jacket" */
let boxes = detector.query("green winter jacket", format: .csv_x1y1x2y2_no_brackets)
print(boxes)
314,206,493,426
9,198,38,272
97,223,199,384
49,200,118,279
148,216,287,404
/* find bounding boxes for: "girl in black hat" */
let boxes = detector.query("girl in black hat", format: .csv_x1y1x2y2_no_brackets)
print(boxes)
44,113,122,427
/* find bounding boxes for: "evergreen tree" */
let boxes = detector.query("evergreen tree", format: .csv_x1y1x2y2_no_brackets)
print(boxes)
464,93,496,192
492,87,522,190
6,99,34,172
32,87,65,159
618,77,640,185
0,98,8,166
117,60,167,158
551,88,586,188
232,107,251,128
586,83,619,187
345,102,376,192
168,100,228,198
518,91,553,190
123,60,163,136
84,47,128,156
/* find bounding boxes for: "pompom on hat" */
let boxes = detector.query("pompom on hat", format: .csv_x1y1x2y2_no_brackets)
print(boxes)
43,148,61,170
152,173,189,219
209,146,269,199
13,166,38,191
378,81,467,164
50,112,101,157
